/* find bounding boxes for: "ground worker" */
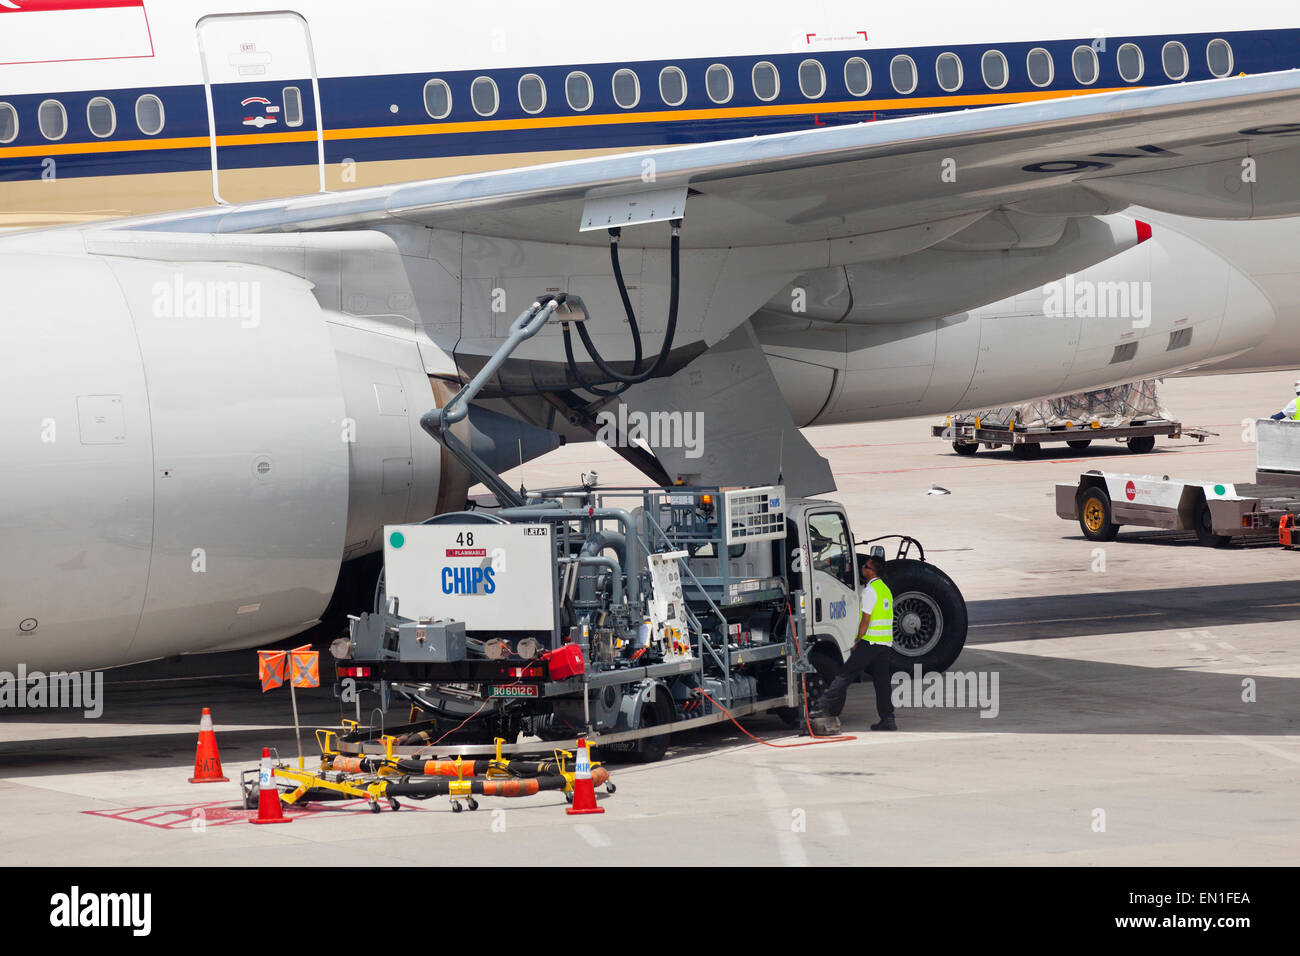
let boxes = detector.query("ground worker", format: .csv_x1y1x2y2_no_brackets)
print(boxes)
813,553,897,731
1269,379,1300,421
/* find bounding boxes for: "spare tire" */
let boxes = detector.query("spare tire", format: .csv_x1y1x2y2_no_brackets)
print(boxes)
882,559,967,674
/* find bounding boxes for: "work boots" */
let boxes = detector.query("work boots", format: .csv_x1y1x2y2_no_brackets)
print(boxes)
871,716,898,731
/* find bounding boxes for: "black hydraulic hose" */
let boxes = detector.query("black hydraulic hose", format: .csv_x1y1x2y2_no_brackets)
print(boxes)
562,319,626,398
568,220,681,387
608,228,644,375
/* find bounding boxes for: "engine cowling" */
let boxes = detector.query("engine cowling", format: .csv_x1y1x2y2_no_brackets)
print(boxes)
0,253,466,670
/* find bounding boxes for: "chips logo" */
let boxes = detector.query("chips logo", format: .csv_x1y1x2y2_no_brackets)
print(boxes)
442,565,496,595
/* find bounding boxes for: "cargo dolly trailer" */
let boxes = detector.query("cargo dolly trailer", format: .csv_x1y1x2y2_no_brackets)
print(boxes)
934,417,1209,458
1057,419,1300,548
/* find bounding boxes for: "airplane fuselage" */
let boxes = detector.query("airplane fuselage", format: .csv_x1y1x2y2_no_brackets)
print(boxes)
4,1,1300,671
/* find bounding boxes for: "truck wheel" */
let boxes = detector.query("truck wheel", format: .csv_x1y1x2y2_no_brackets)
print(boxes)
1128,435,1156,454
952,441,979,456
1066,439,1092,450
883,560,967,674
1079,487,1120,542
1194,497,1231,548
629,693,673,763
1011,442,1039,459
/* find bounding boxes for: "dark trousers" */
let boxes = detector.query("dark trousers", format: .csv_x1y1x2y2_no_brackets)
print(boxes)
817,641,895,719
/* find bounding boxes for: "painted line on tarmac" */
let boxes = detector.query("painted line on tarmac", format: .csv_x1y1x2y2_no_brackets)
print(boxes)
979,649,1060,681
572,824,611,848
972,611,1163,628
1216,735,1300,766
780,762,828,788
825,810,851,837
837,446,1249,476
753,766,809,867
102,674,251,686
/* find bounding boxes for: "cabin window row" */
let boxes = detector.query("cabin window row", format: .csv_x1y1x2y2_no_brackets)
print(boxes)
0,39,1239,145
420,39,1237,120
0,94,166,143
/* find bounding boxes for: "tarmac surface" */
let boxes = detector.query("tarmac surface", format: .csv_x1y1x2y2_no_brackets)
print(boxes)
2,370,1298,866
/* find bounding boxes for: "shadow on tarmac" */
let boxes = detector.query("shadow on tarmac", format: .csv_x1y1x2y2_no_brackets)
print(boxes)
3,579,1298,774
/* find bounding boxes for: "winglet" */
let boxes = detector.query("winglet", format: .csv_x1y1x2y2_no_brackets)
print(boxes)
1135,220,1153,244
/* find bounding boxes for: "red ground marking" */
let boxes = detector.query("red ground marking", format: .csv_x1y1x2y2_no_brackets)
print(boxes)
82,798,427,829
836,445,1251,476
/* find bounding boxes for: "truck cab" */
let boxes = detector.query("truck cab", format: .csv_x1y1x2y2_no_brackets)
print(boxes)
786,499,968,692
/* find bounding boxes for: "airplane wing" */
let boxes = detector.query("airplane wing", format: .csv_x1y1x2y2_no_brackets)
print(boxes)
108,69,1300,247
53,70,1300,495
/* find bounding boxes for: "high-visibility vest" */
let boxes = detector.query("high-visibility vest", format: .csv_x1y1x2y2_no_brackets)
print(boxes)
1293,403,1300,421
860,577,894,645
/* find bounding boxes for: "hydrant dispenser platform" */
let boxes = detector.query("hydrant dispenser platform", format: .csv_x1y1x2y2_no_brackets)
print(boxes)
331,479,967,760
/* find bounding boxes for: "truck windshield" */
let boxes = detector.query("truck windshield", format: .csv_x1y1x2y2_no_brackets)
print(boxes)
806,512,855,589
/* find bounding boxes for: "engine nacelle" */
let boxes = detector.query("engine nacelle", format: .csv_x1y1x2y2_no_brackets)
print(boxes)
0,253,461,670
758,219,1278,423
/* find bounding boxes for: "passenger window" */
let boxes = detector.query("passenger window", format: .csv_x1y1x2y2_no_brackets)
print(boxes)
135,94,164,135
705,63,733,104
470,76,498,116
423,79,452,119
1162,41,1189,80
890,54,917,94
612,69,639,109
87,96,116,137
1207,38,1233,77
1027,47,1054,87
566,72,593,111
798,59,826,99
752,61,779,101
807,512,855,590
659,66,687,106
282,86,303,127
981,50,1008,90
844,57,871,96
1117,43,1144,82
518,74,546,114
38,99,66,141
0,102,16,144
936,52,963,92
1072,45,1099,85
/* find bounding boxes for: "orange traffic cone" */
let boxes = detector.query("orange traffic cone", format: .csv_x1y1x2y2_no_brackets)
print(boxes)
249,748,292,825
188,707,229,783
566,738,605,815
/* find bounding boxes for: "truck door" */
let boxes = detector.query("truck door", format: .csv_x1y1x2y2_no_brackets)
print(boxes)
803,509,860,659
197,12,325,204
